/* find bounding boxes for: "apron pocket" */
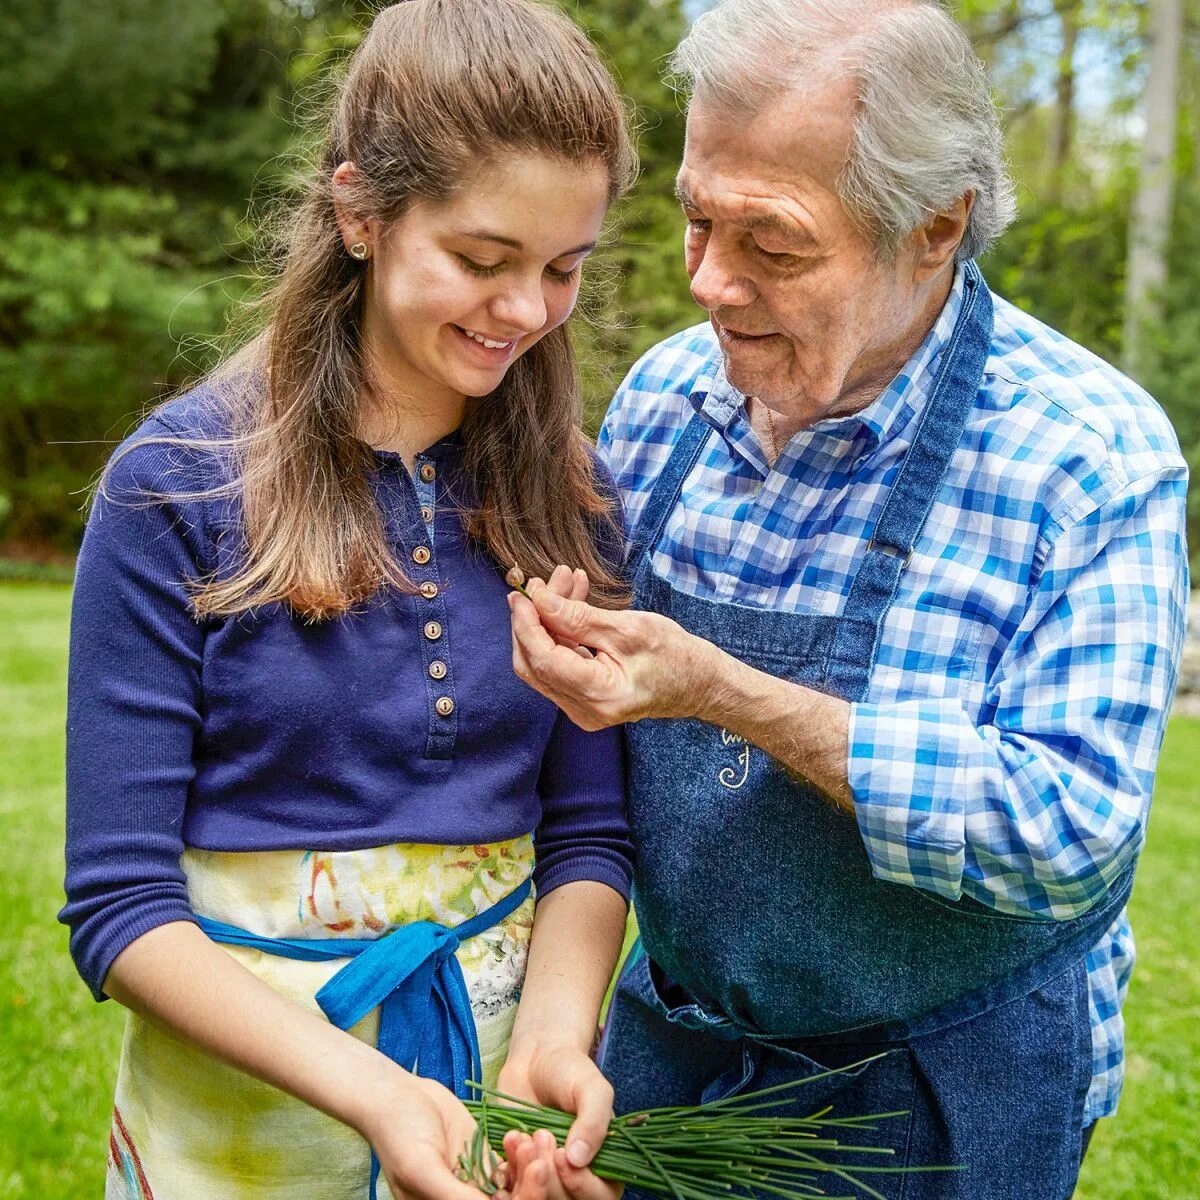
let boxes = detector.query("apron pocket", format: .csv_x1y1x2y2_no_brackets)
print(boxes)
746,1039,919,1190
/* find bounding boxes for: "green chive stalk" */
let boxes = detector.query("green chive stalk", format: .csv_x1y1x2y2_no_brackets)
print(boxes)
459,1058,959,1200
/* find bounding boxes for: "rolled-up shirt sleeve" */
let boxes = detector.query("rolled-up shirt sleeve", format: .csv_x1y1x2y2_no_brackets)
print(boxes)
849,467,1189,920
59,421,210,999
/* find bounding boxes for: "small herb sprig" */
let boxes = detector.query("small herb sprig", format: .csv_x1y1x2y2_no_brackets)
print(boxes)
458,1059,957,1200
505,565,531,599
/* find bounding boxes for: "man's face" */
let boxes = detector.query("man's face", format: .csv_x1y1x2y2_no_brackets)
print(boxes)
678,82,927,425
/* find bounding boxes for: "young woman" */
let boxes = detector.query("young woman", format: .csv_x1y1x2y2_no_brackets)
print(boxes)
60,3,636,1198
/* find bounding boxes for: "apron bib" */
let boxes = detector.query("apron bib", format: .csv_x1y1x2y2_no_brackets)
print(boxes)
602,264,1120,1198
106,836,535,1200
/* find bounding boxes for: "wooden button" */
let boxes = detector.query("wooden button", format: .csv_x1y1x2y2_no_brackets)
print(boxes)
419,463,436,482
419,581,438,600
424,621,443,640
412,546,431,565
435,696,455,716
429,660,447,680
421,506,434,523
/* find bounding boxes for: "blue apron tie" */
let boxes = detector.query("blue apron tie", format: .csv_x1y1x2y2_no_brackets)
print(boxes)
199,875,533,1198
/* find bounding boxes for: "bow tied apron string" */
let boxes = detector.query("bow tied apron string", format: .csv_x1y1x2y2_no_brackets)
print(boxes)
198,875,533,1198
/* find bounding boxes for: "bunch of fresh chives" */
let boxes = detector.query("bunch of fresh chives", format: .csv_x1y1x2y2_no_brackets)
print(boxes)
460,1058,953,1200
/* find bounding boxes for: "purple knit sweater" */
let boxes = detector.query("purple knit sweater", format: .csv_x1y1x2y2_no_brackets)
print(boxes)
60,388,633,1000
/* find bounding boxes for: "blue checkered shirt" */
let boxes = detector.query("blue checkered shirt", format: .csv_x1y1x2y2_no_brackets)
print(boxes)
597,267,1190,1125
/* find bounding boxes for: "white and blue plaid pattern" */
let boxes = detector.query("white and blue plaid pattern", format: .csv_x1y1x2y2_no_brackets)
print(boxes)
598,268,1189,1124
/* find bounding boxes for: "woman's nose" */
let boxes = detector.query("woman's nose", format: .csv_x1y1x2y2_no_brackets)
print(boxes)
490,277,549,335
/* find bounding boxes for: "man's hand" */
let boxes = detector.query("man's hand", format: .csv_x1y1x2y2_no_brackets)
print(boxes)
507,569,717,730
508,564,853,806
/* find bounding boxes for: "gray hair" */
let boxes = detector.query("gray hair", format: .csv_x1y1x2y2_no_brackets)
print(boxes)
670,0,1016,261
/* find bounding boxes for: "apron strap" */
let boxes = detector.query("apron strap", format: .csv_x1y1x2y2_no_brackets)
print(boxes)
199,875,533,1199
624,412,713,575
825,261,994,701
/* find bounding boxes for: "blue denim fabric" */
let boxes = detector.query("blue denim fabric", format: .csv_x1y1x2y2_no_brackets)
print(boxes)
604,951,1093,1200
603,264,1107,1197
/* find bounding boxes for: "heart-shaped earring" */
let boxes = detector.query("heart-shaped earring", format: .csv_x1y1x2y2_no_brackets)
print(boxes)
349,241,369,261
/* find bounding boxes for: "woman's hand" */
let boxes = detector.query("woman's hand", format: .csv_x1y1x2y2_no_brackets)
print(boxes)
493,1043,623,1200
499,1127,623,1200
359,1072,482,1200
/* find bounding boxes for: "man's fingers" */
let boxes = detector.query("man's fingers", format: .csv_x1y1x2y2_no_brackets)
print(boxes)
541,567,589,651
547,564,574,595
510,592,598,694
569,567,590,603
525,579,616,649
508,594,572,701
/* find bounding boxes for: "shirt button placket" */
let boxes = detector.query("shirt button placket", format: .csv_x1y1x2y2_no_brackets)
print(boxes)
412,454,455,758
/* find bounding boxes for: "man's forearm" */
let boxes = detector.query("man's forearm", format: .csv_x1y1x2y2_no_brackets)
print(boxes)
689,637,854,813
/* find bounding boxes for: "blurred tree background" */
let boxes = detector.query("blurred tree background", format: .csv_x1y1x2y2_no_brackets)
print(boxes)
0,0,1195,565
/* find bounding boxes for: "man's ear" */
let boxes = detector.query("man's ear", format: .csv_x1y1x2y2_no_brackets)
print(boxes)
911,191,974,279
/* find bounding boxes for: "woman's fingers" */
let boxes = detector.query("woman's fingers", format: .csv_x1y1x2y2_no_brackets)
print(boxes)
563,1071,614,1169
386,1145,483,1200
533,1129,569,1200
508,1130,552,1200
553,1147,624,1200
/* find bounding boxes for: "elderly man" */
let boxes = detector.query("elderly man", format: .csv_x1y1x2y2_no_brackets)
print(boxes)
507,1,1188,1196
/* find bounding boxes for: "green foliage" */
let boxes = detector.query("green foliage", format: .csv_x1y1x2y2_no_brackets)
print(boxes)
0,0,312,551
982,190,1130,361
0,0,696,546
1140,179,1200,557
559,0,695,430
983,171,1200,567
0,0,1194,565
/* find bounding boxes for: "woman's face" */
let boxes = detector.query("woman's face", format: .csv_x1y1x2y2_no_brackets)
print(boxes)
344,154,610,412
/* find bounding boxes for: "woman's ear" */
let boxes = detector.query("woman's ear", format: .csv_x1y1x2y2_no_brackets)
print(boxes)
331,161,372,257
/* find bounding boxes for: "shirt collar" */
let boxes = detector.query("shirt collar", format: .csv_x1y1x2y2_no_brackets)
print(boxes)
687,263,968,466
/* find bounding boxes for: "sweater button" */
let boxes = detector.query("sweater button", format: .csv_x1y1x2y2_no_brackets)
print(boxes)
429,660,447,680
419,463,437,483
420,505,434,523
419,581,439,600
412,546,431,565
424,620,443,641
435,696,455,716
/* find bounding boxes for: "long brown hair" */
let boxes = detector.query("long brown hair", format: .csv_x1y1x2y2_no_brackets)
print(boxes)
115,0,637,621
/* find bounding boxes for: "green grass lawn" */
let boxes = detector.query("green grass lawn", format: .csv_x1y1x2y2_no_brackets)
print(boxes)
1,580,1197,1197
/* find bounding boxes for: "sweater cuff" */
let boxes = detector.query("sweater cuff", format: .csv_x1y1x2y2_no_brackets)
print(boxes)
533,853,632,904
71,895,199,1002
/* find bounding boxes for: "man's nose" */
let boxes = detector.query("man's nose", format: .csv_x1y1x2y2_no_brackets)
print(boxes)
689,238,755,311
491,277,548,335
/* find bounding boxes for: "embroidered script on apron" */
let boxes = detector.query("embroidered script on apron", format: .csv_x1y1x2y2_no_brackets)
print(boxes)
718,728,751,790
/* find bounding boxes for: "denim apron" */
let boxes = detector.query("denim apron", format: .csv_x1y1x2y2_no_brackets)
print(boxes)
601,265,1130,1199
